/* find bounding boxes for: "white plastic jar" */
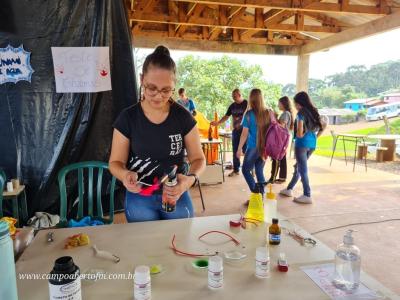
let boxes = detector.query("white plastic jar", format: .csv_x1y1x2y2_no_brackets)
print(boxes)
134,266,151,300
208,256,223,289
255,246,270,278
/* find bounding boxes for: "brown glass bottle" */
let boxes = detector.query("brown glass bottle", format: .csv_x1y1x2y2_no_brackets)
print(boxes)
208,125,213,141
269,218,281,245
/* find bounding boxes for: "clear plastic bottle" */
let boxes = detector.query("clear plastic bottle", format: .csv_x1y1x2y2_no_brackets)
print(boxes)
134,266,151,300
265,184,277,224
255,246,270,278
208,256,223,289
0,221,18,300
332,230,361,291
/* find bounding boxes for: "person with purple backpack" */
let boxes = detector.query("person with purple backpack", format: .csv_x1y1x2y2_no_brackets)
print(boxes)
236,89,271,198
279,92,325,204
268,96,294,184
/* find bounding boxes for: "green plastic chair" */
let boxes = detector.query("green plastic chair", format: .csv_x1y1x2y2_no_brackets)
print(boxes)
58,161,116,226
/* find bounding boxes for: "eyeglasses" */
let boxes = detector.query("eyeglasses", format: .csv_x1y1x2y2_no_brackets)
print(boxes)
143,84,175,98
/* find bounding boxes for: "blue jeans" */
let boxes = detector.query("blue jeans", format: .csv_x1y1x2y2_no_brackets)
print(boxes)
124,191,194,222
242,147,266,192
232,128,247,172
287,147,314,197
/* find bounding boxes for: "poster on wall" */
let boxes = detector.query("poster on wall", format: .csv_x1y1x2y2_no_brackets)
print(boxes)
0,45,34,84
51,47,112,93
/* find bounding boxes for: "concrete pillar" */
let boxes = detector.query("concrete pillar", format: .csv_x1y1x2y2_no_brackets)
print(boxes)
296,54,310,93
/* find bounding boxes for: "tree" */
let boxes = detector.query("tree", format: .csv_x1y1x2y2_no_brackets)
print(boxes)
282,83,296,98
316,87,344,108
324,60,400,97
176,55,282,118
308,79,327,98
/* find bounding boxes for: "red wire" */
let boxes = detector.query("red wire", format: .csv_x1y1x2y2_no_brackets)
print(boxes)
198,230,241,245
171,231,241,257
170,234,211,257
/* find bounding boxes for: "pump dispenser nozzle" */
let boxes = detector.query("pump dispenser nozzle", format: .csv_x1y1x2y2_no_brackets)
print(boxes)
343,229,355,245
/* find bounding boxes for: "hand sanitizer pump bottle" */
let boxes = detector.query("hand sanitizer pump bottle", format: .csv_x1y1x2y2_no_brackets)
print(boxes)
332,230,361,291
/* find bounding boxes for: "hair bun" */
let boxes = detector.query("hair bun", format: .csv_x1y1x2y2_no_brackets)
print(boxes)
153,45,170,57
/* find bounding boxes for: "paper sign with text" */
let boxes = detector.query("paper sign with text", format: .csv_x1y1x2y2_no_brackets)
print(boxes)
51,47,111,93
301,263,378,300
0,45,34,84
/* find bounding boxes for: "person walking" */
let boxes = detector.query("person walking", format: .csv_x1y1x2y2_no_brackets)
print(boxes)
279,92,325,204
211,89,248,177
236,89,271,195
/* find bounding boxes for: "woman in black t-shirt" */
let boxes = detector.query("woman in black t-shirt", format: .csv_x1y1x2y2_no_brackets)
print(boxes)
109,46,206,222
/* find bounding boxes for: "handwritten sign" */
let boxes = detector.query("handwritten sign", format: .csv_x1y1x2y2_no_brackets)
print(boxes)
51,47,111,93
0,45,34,84
301,263,378,300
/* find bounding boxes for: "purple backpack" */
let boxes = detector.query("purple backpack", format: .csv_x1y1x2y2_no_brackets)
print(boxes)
264,111,290,160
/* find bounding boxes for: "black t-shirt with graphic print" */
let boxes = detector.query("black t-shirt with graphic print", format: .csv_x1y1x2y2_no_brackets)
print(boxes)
113,101,196,187
225,100,248,131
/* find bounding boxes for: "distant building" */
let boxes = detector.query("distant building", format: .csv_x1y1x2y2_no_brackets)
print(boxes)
383,92,400,103
343,99,368,111
343,98,384,111
319,108,357,125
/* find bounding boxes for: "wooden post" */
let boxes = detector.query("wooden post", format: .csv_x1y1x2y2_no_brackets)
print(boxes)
357,145,368,159
296,54,310,93
376,149,385,162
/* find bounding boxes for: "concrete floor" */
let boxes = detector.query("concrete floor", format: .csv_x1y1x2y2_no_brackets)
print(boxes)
115,155,400,295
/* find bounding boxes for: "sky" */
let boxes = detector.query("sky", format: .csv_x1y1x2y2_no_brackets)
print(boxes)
136,27,400,86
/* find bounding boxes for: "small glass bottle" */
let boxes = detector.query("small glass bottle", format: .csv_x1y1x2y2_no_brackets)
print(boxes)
208,125,213,141
255,246,270,278
269,218,281,245
134,266,151,300
208,256,223,290
48,256,81,300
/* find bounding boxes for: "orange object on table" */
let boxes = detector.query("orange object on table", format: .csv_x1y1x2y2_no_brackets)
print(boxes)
0,217,19,239
64,233,90,249
195,111,220,164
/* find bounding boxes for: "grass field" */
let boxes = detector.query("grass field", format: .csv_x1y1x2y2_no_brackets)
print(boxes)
315,119,400,157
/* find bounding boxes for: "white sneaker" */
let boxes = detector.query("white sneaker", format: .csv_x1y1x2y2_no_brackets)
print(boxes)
279,189,293,197
293,195,313,204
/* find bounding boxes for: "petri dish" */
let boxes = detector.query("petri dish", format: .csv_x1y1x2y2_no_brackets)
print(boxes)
224,250,247,260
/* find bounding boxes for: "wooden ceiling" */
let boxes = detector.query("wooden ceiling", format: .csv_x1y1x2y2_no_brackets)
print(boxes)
127,0,400,55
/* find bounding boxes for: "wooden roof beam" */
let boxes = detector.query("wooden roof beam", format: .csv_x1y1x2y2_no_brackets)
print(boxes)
209,6,246,40
303,12,352,28
176,4,206,36
130,12,342,33
131,0,155,27
209,5,228,40
168,0,179,37
132,35,300,55
300,10,400,54
240,8,264,40
134,27,302,46
172,0,391,15
295,12,305,31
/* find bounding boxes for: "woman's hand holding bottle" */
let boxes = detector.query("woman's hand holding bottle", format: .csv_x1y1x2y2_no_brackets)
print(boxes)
162,174,194,205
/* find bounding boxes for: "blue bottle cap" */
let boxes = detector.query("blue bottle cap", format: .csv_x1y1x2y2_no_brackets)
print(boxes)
0,221,10,238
